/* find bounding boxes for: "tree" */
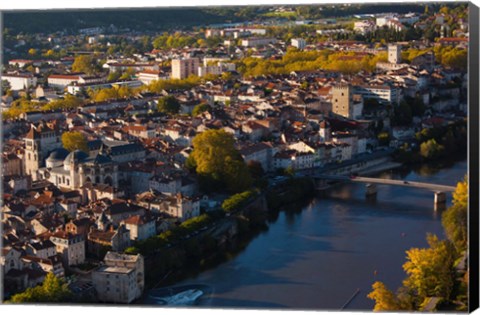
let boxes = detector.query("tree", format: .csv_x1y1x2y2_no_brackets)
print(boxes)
247,160,265,179
393,101,413,125
190,129,252,193
117,85,133,99
107,71,122,82
452,175,468,209
368,282,404,311
42,95,83,111
420,139,444,160
147,76,202,93
44,49,55,57
411,95,426,117
402,234,456,304
223,157,254,192
442,176,468,251
222,190,256,212
192,103,211,116
221,71,233,81
157,95,180,114
10,273,72,303
2,80,11,95
119,68,135,80
377,132,390,146
284,165,296,177
28,48,37,56
72,55,97,75
61,131,89,152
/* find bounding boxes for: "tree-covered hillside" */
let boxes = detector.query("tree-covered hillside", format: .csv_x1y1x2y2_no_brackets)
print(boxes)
2,3,443,35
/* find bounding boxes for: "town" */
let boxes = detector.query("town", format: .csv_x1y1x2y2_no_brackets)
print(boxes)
1,3,469,308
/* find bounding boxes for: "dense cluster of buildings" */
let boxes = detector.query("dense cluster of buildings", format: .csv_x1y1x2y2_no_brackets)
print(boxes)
1,6,468,304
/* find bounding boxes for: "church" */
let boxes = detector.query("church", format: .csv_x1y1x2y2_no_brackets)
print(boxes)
24,123,146,194
38,148,119,190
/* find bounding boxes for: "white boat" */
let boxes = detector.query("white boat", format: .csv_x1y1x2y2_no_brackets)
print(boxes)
150,289,203,305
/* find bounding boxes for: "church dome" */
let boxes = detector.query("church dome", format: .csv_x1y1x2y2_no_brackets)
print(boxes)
47,148,69,162
46,148,69,168
64,150,89,167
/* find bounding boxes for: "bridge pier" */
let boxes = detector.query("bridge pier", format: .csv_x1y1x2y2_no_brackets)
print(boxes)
366,183,377,199
434,192,446,211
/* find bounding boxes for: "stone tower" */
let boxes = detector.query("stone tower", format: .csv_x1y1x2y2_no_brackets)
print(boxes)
388,44,401,64
331,84,353,119
24,122,62,180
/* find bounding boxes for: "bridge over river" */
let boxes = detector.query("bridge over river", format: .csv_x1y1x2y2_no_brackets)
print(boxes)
311,174,456,208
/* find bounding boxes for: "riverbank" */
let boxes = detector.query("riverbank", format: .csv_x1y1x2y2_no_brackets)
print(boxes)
162,159,467,310
136,194,270,293
139,156,465,306
136,178,315,299
139,161,399,296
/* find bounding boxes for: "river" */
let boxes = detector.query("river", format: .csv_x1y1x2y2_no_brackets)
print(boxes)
147,160,467,311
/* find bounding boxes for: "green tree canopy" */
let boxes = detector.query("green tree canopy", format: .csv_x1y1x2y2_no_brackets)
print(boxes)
192,103,211,116
89,85,134,102
157,95,180,114
247,160,265,179
152,32,197,49
72,55,98,75
61,131,89,152
42,95,83,111
190,129,252,193
222,190,257,212
146,76,202,93
2,80,11,95
10,273,72,303
107,71,122,82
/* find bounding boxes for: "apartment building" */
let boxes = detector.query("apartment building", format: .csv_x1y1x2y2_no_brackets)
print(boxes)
2,73,37,90
171,58,200,79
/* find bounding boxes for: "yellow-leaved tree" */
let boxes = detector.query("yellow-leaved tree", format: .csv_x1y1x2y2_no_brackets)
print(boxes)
61,131,89,152
10,273,72,303
442,175,468,251
402,234,456,303
367,282,403,311
188,129,252,193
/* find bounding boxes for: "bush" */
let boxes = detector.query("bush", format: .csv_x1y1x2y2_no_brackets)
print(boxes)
222,190,257,212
